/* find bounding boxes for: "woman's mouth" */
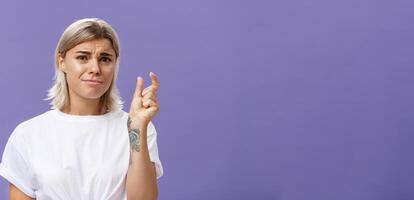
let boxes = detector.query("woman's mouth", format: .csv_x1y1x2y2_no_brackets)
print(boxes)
82,79,103,86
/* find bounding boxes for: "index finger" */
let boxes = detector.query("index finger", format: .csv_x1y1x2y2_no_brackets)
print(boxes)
149,71,160,91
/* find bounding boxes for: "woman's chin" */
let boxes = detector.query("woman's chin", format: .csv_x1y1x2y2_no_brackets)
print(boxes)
80,92,105,100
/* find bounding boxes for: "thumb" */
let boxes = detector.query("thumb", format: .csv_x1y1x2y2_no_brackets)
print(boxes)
133,76,144,99
131,77,144,111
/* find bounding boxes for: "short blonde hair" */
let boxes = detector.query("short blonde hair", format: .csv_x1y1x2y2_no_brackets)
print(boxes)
46,18,123,112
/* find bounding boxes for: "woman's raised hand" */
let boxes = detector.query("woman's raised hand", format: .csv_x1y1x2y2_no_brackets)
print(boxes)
128,72,160,129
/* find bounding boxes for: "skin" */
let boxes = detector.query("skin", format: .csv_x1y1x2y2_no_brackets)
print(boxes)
60,38,116,115
9,184,34,200
10,38,160,200
126,73,160,200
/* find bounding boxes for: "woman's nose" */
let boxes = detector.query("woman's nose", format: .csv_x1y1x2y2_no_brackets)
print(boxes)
88,59,101,75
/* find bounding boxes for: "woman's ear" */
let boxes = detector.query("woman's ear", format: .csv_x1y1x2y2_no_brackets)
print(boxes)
58,54,66,73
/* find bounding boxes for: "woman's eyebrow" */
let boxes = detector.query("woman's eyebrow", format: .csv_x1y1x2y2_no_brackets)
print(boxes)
100,52,114,57
75,50,92,55
75,51,114,57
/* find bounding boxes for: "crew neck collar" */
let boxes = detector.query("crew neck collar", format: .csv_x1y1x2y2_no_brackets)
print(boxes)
52,108,121,121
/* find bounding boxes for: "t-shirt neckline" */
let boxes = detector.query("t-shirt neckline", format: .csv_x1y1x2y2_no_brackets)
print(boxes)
52,108,121,121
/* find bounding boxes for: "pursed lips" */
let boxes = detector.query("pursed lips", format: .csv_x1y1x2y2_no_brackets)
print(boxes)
82,79,103,84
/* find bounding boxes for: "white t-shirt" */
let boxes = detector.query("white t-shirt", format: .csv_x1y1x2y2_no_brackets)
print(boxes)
0,108,163,199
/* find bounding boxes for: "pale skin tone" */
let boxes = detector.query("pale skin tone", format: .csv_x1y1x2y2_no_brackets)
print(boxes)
10,38,160,200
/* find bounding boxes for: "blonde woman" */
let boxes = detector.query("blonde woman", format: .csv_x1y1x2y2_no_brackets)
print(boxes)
0,18,163,200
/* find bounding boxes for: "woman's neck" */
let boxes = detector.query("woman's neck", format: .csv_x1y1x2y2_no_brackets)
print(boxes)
61,91,106,116
61,102,104,116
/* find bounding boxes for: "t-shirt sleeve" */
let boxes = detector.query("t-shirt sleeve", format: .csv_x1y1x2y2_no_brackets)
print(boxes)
147,121,164,179
0,126,36,198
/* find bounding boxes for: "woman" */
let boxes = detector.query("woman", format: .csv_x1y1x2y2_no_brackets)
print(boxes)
0,18,163,200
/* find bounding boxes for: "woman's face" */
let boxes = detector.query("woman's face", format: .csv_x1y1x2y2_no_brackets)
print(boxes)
59,38,116,101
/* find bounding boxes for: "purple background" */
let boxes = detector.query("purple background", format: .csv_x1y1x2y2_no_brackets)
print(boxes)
1,0,414,199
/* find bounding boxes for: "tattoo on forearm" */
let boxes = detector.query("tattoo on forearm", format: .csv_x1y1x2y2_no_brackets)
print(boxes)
127,116,141,153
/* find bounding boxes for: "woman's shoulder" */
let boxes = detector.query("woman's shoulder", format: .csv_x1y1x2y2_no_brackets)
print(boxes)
7,110,53,144
16,110,54,130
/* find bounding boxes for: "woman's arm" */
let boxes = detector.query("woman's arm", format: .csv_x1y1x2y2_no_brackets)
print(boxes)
126,125,158,200
126,72,160,200
9,184,35,200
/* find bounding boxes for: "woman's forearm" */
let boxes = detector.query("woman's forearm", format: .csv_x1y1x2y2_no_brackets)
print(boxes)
126,125,158,200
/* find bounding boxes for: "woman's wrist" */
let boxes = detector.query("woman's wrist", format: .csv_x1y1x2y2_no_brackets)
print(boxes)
127,116,148,133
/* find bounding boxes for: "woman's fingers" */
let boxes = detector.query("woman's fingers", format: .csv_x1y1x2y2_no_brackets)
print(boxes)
149,72,160,91
134,72,160,108
142,91,157,103
142,98,158,108
134,77,144,97
131,77,144,110
142,86,153,96
142,90,157,100
142,72,160,96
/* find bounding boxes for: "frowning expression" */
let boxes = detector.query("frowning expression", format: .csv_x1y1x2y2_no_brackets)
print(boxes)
59,38,116,100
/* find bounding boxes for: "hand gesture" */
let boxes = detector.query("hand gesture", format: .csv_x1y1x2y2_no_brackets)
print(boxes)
128,72,160,129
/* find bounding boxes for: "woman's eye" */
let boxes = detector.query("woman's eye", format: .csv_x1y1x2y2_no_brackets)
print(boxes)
77,56,87,61
100,57,112,63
